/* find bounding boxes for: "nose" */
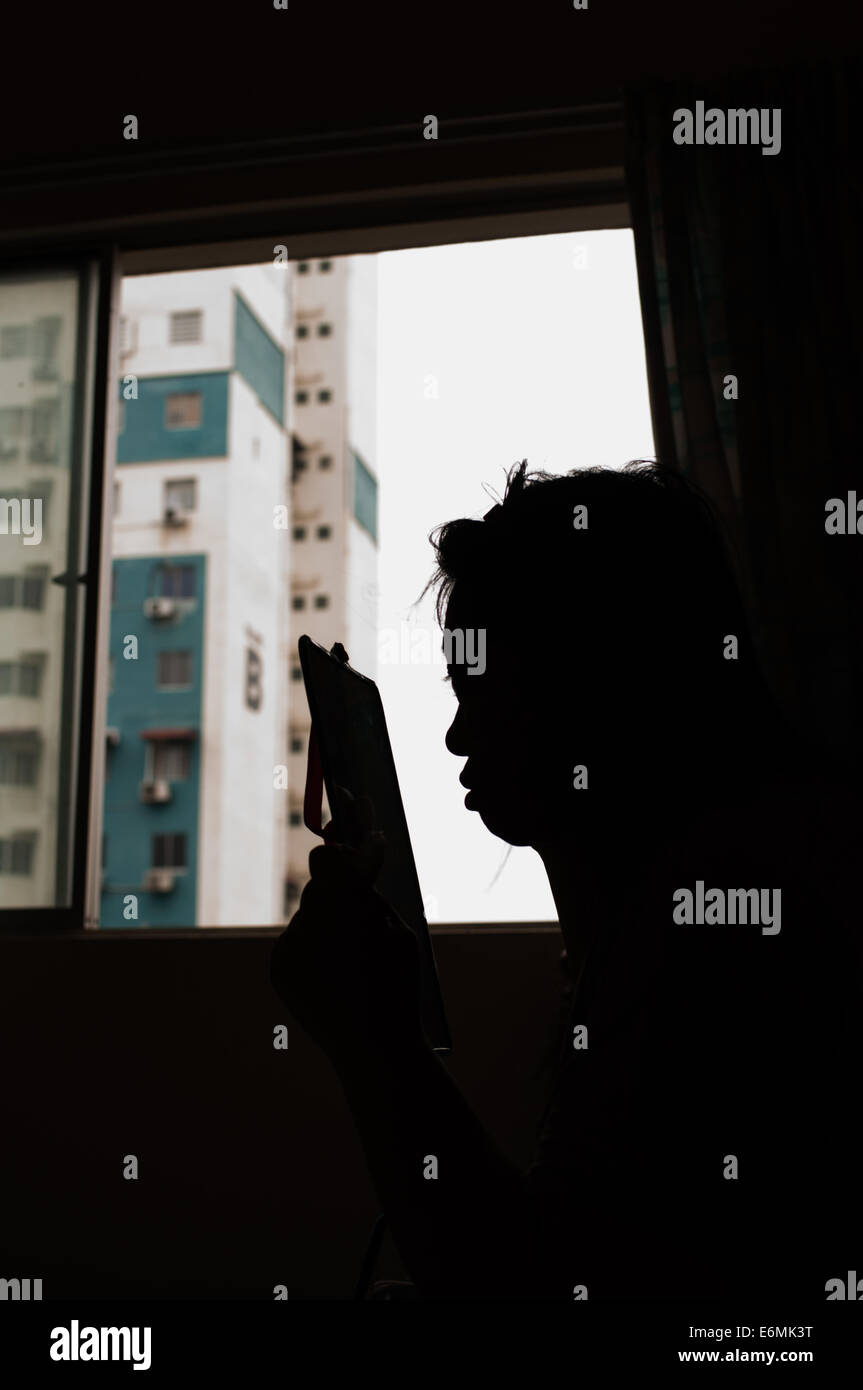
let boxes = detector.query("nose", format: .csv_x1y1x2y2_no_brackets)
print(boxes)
445,700,470,757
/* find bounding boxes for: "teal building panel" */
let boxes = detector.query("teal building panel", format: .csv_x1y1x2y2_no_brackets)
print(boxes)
101,554,206,927
233,292,285,425
117,373,229,462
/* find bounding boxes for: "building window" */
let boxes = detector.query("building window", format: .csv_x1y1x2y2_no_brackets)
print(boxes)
313,594,330,610
157,649,193,688
289,810,303,827
0,737,39,786
317,389,332,403
318,454,332,469
152,833,187,869
165,477,197,513
296,324,309,339
289,734,303,754
297,262,310,274
290,665,302,682
291,595,306,610
0,659,43,697
152,740,190,780
317,323,332,337
164,392,202,429
0,325,29,358
0,574,46,610
169,310,203,344
292,526,307,541
295,390,309,405
245,646,262,711
0,835,36,874
158,564,196,599
318,260,332,272
316,525,331,540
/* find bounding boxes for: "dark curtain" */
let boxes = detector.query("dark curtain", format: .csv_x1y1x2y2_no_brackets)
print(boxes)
624,62,863,758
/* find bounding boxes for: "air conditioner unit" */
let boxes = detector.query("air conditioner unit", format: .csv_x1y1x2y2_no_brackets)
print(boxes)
106,726,120,746
163,507,189,528
143,867,176,893
139,778,172,804
143,597,176,620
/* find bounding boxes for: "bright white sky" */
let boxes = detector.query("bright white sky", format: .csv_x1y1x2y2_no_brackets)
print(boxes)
374,229,655,923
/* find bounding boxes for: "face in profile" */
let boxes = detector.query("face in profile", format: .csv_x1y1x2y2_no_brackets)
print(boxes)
443,586,592,847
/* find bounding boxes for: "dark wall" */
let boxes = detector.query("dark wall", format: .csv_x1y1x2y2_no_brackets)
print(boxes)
0,927,563,1299
3,0,858,161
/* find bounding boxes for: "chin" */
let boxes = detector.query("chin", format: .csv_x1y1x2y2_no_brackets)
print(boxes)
475,799,556,847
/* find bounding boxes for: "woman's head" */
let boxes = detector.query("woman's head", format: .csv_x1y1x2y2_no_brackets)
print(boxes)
424,460,784,847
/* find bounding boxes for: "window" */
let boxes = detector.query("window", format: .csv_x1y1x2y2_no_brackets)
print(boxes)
0,574,46,610
292,526,306,541
0,325,29,357
0,835,36,874
0,737,39,786
317,323,332,337
157,649,193,688
318,260,332,272
158,564,196,598
0,659,43,697
290,665,302,682
317,389,331,403
164,392,202,428
289,810,303,827
152,833,187,869
291,595,306,610
297,262,310,273
169,309,203,344
318,454,332,469
296,324,309,339
316,525,331,540
289,734,303,754
17,659,41,696
0,406,27,437
313,595,330,610
245,647,262,711
30,398,59,460
295,390,309,405
152,741,190,780
21,575,45,609
165,477,197,512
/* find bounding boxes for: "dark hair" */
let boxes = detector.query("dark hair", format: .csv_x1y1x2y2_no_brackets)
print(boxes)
422,459,787,776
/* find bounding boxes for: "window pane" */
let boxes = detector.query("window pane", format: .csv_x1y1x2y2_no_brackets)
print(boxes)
164,393,202,428
157,649,192,686
165,478,196,511
0,269,89,908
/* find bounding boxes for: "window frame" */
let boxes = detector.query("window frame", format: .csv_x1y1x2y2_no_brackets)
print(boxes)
0,111,627,935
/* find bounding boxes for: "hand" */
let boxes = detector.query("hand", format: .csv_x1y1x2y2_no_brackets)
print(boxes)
270,794,425,1068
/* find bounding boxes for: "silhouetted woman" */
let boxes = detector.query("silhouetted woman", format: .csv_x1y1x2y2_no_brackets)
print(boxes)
272,460,860,1300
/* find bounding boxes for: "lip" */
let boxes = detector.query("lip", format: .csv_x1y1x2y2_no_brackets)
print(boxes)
464,789,480,808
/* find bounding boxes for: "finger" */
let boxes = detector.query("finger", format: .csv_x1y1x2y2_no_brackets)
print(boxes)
308,833,385,891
